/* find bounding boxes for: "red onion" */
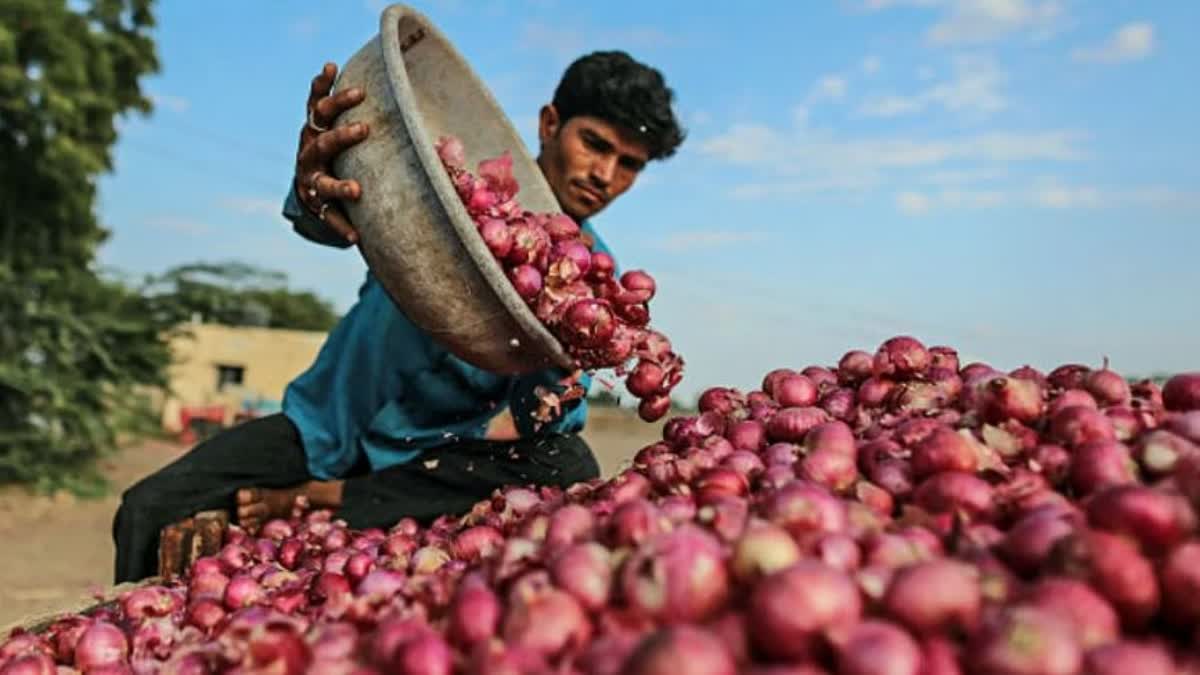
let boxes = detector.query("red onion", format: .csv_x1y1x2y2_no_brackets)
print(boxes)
1082,641,1175,675
1160,540,1200,628
838,350,875,384
620,524,730,623
726,420,767,451
507,265,542,300
1085,484,1194,553
1134,429,1195,476
748,560,862,661
913,471,994,519
774,375,818,407
761,480,848,538
800,448,859,493
1047,529,1160,630
857,377,895,408
74,621,129,672
977,376,1045,424
502,588,590,657
605,498,666,548
1068,440,1137,496
998,508,1078,576
872,336,930,379
766,406,830,443
970,606,1082,675
883,559,981,636
929,346,960,371
1050,406,1116,447
1164,372,1200,411
911,427,978,478
835,619,922,675
1023,577,1120,649
550,542,612,610
621,625,737,675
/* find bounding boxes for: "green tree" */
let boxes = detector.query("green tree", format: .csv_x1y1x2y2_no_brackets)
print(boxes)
0,0,169,491
145,261,341,332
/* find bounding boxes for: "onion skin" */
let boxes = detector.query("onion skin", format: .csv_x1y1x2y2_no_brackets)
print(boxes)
1047,529,1161,630
835,619,922,675
970,605,1082,675
621,625,737,675
882,559,981,636
1163,373,1200,412
748,561,862,661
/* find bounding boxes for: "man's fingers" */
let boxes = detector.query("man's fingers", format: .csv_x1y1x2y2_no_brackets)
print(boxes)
314,174,361,202
322,207,359,244
301,123,369,168
307,62,338,111
314,87,365,127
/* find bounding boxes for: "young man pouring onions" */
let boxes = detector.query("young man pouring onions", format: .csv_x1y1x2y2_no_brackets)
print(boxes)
111,50,686,583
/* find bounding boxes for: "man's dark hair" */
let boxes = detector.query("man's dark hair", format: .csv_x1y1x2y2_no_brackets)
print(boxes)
552,50,686,161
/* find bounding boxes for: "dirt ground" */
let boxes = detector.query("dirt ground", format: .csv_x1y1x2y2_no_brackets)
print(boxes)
0,406,663,629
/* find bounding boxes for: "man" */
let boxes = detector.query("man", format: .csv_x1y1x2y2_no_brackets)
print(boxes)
112,50,685,583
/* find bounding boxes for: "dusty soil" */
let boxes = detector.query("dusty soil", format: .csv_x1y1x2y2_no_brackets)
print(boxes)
0,406,662,629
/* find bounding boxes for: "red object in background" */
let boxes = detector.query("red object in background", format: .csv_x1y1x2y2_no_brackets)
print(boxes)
178,405,227,445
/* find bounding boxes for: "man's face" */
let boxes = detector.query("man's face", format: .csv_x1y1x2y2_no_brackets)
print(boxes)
536,105,651,223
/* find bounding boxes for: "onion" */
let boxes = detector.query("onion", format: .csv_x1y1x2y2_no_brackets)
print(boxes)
970,605,1082,675
883,559,981,636
1159,540,1200,628
621,625,737,675
726,420,768,451
911,427,978,478
550,542,613,610
857,377,895,408
1134,429,1195,476
1082,641,1175,675
838,350,875,385
873,336,930,379
1023,577,1120,649
620,524,730,623
835,620,922,675
1085,484,1194,553
626,360,667,398
1047,529,1160,630
761,480,848,538
1068,440,1138,496
1050,406,1116,447
1164,373,1200,412
774,375,818,407
766,407,830,443
74,621,129,672
913,471,994,519
748,560,862,661
977,376,1045,424
507,265,543,300
502,588,591,658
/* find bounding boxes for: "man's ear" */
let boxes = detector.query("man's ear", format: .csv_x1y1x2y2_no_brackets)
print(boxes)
538,104,560,146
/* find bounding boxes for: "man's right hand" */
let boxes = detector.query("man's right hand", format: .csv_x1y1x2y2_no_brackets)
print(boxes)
295,62,371,244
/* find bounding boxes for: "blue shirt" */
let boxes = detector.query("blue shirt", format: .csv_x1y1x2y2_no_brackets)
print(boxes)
279,187,612,480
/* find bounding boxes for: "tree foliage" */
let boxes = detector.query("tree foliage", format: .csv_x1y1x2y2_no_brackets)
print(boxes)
0,0,167,489
144,261,341,332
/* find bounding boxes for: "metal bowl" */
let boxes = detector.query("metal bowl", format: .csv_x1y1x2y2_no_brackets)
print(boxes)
330,3,572,374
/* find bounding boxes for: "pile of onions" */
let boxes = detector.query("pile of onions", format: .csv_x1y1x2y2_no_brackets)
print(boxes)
4,337,1200,674
435,136,683,422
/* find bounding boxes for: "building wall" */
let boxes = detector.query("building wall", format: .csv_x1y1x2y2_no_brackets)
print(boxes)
160,323,328,432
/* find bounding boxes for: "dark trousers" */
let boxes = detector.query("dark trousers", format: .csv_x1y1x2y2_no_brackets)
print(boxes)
112,413,601,583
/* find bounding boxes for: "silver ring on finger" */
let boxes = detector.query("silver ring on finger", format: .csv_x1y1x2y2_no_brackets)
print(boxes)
318,202,331,221
307,107,330,133
305,170,323,200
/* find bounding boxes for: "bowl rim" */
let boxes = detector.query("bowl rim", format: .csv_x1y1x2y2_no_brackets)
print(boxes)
377,3,575,372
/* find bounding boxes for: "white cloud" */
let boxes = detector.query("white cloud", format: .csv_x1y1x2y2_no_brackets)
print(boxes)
700,122,1088,201
858,54,1008,117
927,0,1067,45
861,56,882,75
897,191,932,214
150,93,189,113
810,75,849,103
887,179,1198,214
1071,22,1154,64
652,230,768,252
858,95,924,118
219,197,283,218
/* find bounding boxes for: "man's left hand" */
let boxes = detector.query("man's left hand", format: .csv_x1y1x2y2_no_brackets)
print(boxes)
485,407,521,441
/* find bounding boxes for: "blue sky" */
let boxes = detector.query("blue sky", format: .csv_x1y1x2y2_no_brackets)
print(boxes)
97,1,1199,402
